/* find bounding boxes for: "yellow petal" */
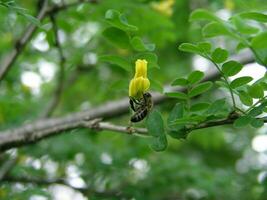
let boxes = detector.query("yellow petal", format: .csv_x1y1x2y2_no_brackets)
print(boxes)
134,59,148,78
142,78,150,92
129,78,137,97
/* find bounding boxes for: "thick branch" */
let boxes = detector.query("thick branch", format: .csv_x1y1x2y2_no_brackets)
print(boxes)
0,52,254,151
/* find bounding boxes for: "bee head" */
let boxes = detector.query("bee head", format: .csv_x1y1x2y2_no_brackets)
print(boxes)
143,92,152,99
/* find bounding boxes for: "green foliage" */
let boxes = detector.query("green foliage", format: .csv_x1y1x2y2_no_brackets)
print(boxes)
146,110,167,151
211,48,228,63
130,36,155,51
221,60,243,76
105,9,138,31
1,1,267,200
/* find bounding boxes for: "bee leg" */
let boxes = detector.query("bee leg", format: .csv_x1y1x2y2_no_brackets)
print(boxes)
133,98,142,105
129,98,136,111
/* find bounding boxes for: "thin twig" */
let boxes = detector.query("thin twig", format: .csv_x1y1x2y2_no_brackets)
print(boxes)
0,0,48,82
0,0,96,83
40,14,66,118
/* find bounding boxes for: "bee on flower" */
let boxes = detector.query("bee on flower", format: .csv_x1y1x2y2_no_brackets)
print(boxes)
129,59,153,122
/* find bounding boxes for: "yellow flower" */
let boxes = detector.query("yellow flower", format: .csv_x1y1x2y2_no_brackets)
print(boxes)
151,0,175,17
129,59,150,98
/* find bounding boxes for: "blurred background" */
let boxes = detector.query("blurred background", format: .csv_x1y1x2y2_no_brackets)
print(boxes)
0,0,267,199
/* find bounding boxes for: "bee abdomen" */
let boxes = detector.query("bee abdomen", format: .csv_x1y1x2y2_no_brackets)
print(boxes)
130,109,148,122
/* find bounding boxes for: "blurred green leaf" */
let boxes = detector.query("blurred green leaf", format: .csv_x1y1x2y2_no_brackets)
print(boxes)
203,22,233,38
178,43,202,55
187,70,204,84
189,9,220,22
197,41,212,54
238,91,253,106
248,84,264,99
234,115,252,127
222,60,243,76
130,36,155,51
165,91,188,100
98,55,131,71
171,78,188,86
238,12,267,22
134,52,159,68
146,110,167,151
230,76,253,89
250,118,264,128
231,16,259,35
191,102,210,112
102,27,130,49
211,48,228,63
188,81,213,98
105,9,138,31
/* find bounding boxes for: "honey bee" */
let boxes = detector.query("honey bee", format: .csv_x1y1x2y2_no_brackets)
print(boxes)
129,92,153,122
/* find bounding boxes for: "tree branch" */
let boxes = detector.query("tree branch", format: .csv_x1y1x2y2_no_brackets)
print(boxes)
0,52,254,151
0,0,48,82
0,0,96,82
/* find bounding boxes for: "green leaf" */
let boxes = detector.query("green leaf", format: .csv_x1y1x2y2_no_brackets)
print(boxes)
188,81,213,98
134,52,159,68
248,84,264,99
178,43,202,55
239,12,267,22
165,92,188,100
251,32,267,65
231,16,259,35
105,9,138,31
238,91,253,106
202,22,233,38
130,36,155,51
146,110,165,138
150,135,168,152
211,48,228,63
250,118,264,128
189,9,220,22
251,32,267,49
205,98,226,115
172,115,205,125
221,60,243,76
98,55,131,71
248,106,263,117
197,42,212,53
167,103,186,139
168,129,188,139
171,78,188,86
234,116,252,128
102,27,130,49
146,110,167,151
230,76,253,89
191,102,210,112
167,103,184,126
187,70,204,85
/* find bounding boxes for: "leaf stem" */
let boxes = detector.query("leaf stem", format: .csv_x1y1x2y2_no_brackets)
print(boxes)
208,57,237,109
246,96,267,114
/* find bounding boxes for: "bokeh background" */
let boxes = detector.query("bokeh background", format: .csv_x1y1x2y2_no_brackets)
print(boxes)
1,0,267,199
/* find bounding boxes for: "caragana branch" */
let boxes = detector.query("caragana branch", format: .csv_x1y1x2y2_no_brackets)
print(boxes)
0,51,255,151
